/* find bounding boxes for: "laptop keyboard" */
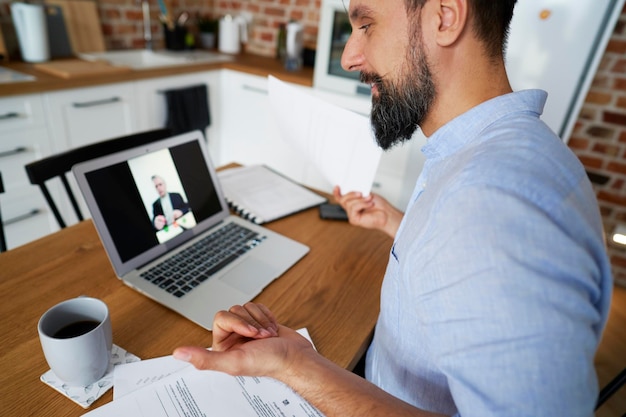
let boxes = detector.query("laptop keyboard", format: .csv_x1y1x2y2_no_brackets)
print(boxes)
140,222,266,298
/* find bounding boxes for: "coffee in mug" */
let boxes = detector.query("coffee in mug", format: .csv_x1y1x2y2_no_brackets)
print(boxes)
38,297,112,386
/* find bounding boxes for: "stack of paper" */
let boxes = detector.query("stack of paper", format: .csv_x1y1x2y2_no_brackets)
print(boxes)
82,329,324,417
268,76,381,196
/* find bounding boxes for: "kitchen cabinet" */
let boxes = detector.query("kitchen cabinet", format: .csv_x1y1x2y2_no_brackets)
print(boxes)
0,94,56,249
41,82,140,225
43,82,139,150
135,71,222,161
218,70,311,183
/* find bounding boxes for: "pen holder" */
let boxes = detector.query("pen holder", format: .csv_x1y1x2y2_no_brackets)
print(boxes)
163,24,187,51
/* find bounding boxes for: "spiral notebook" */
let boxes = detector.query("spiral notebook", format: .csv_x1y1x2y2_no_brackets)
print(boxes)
217,165,327,224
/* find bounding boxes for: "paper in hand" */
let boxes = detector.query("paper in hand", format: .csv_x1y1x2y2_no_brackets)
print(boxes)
268,76,381,195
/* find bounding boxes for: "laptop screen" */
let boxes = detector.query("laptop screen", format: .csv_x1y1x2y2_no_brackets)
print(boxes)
76,133,225,267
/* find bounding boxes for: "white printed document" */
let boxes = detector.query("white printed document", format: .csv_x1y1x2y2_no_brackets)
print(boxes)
82,329,323,417
268,76,381,195
84,366,323,417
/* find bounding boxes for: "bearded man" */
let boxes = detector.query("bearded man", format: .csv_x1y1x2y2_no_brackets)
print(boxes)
174,1,611,416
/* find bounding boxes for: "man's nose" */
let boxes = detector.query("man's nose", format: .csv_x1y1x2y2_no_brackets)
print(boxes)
341,32,365,72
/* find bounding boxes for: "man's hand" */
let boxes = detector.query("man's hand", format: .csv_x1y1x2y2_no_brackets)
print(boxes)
333,187,403,239
154,215,166,230
172,209,184,220
173,302,444,417
173,303,315,379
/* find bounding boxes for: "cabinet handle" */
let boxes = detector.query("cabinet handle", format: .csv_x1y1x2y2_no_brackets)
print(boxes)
4,208,41,226
0,146,28,158
0,112,21,121
241,85,268,95
72,97,122,108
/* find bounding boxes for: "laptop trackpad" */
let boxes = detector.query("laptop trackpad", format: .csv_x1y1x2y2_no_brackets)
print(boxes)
219,258,276,294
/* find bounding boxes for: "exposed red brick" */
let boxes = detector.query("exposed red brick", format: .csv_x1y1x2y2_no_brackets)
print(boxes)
604,111,626,126
613,59,626,74
610,254,626,268
593,142,621,157
263,7,287,17
615,19,626,36
567,137,590,150
606,39,626,54
586,91,613,105
290,10,305,20
598,190,626,206
615,77,626,91
607,160,626,174
578,155,605,169
592,75,612,89
125,10,143,20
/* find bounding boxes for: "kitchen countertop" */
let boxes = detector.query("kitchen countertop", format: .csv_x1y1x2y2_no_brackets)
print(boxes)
0,52,314,98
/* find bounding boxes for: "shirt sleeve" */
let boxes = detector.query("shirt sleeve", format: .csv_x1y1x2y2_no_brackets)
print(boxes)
411,182,608,417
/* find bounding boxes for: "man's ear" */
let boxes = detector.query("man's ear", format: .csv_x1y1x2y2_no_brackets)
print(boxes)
436,0,467,47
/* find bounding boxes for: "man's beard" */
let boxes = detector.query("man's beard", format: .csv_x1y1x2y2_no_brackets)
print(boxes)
361,41,435,151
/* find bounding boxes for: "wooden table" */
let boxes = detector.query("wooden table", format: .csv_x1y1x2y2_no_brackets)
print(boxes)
0,208,392,416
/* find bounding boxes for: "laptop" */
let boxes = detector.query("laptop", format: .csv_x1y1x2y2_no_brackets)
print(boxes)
72,130,309,330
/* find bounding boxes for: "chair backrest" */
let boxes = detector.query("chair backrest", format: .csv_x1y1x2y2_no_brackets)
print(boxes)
25,128,172,229
595,367,626,413
0,171,7,252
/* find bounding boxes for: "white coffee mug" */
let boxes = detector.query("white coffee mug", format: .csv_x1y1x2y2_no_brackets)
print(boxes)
38,297,112,386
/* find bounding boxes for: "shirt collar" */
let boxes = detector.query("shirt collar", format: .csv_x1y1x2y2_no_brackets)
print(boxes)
422,89,548,159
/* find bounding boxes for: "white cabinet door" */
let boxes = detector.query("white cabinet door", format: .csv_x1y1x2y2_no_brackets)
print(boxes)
219,70,310,184
43,82,139,150
135,71,221,161
0,94,56,249
42,83,139,226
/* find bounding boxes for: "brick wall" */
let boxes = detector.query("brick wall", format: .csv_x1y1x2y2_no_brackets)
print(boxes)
98,0,217,50
568,6,626,287
211,0,320,56
95,0,320,55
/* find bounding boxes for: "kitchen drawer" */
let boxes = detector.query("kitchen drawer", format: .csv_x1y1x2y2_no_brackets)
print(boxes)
43,82,139,150
0,126,52,190
1,186,53,249
0,121,55,250
0,94,47,133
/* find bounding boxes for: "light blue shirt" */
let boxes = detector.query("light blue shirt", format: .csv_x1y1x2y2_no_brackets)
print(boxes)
365,90,612,416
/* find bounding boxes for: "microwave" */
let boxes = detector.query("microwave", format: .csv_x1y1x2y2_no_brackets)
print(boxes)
313,0,371,97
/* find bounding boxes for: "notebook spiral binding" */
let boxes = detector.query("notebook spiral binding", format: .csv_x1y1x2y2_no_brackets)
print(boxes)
226,198,264,224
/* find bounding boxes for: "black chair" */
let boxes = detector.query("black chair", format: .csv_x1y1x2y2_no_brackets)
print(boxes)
0,172,7,252
25,128,171,229
596,367,626,415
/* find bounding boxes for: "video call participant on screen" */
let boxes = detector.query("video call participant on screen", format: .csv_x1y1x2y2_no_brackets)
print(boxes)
151,174,190,231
